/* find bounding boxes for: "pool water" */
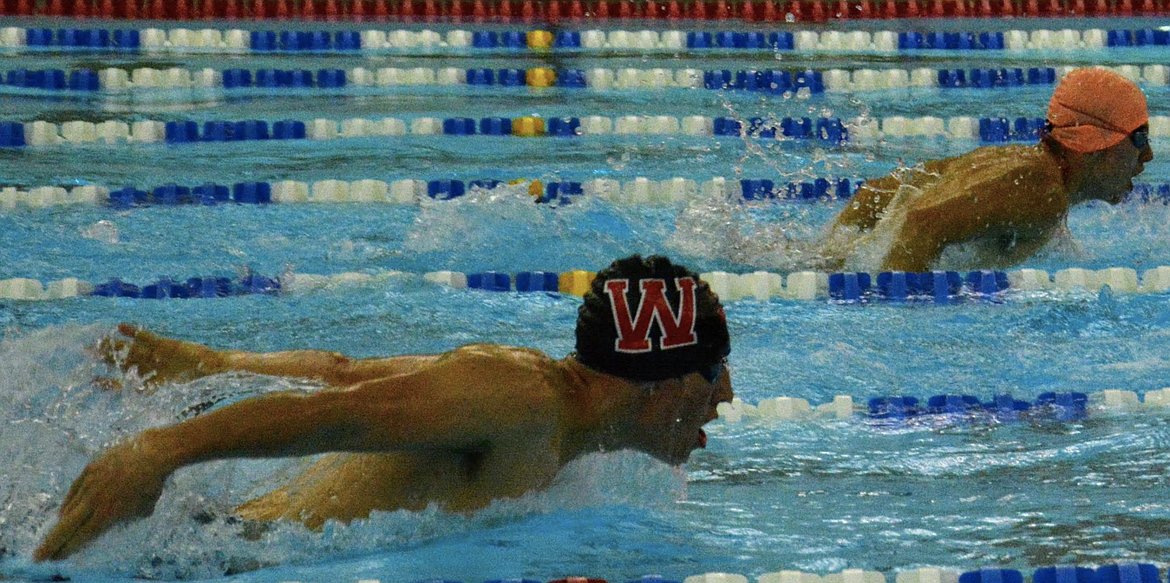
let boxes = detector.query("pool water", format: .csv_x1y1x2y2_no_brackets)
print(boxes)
3,16,1170,583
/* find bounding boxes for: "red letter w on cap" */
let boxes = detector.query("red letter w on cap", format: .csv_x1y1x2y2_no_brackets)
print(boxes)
604,278,698,353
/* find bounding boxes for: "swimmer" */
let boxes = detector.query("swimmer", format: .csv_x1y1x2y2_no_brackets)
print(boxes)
829,67,1153,272
33,255,733,562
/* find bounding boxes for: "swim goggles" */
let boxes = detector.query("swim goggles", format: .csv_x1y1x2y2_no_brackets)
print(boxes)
699,357,728,383
1041,121,1150,151
1131,127,1150,150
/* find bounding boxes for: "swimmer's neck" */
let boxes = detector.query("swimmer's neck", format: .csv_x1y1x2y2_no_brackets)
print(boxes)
1040,141,1093,207
556,355,655,462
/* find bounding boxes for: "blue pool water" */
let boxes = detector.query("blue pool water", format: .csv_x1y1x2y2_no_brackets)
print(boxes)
3,16,1170,583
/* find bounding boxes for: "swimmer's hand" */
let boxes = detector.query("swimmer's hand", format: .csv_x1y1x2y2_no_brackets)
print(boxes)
34,434,173,562
97,324,226,390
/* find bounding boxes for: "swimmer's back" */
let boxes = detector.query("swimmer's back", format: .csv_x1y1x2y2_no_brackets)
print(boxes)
836,144,1065,232
904,144,1067,230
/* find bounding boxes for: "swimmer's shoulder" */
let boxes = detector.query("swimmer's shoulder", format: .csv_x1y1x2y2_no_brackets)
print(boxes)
934,144,1063,188
441,343,555,366
435,344,563,388
927,144,1046,171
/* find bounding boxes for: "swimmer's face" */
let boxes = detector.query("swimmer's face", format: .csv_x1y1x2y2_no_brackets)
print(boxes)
1088,124,1153,204
634,362,734,465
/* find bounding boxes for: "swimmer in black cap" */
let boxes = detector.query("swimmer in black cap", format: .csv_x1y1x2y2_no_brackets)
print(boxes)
35,255,733,562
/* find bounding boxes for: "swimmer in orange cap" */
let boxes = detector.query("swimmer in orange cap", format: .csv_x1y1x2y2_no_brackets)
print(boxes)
827,67,1152,272
33,255,733,562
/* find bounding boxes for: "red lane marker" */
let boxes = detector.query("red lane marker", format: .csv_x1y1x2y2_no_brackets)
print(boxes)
447,0,466,20
739,0,756,19
809,0,827,20
470,0,489,19
617,0,635,18
593,0,610,18
373,0,390,18
423,0,439,21
761,0,780,19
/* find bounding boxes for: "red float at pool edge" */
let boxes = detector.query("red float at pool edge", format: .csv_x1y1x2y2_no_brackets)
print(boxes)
423,0,440,21
19,0,1156,21
446,0,465,20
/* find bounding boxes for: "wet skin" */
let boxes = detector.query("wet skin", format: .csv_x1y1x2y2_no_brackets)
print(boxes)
832,130,1153,272
34,324,734,561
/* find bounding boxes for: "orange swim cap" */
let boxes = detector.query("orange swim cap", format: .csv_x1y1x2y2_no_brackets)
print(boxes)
1047,67,1148,153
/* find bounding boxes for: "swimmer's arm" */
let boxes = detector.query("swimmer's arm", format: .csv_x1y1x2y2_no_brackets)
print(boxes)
834,155,957,232
112,324,429,387
160,354,551,464
881,168,1066,272
833,175,901,231
35,353,553,561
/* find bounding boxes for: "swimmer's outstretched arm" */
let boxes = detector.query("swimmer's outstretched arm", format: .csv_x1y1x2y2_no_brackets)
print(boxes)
880,166,1067,272
35,350,556,562
108,324,430,388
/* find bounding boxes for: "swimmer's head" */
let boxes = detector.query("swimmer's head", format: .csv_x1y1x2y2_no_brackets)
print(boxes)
575,255,730,383
1046,68,1149,154
1044,68,1153,204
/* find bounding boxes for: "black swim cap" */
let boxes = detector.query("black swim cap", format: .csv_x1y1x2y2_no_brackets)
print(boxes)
575,255,730,382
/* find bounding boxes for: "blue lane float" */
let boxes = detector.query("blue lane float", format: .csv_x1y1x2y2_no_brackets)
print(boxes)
829,271,1007,303
1034,566,1095,583
96,273,281,300
468,272,511,291
141,278,191,300
548,117,581,137
541,181,583,203
427,180,466,200
0,122,25,147
829,272,872,301
704,69,822,93
514,271,560,292
868,393,1085,421
1035,392,1089,421
479,117,511,135
900,31,1004,49
1094,564,1162,583
962,570,1024,583
106,183,265,207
